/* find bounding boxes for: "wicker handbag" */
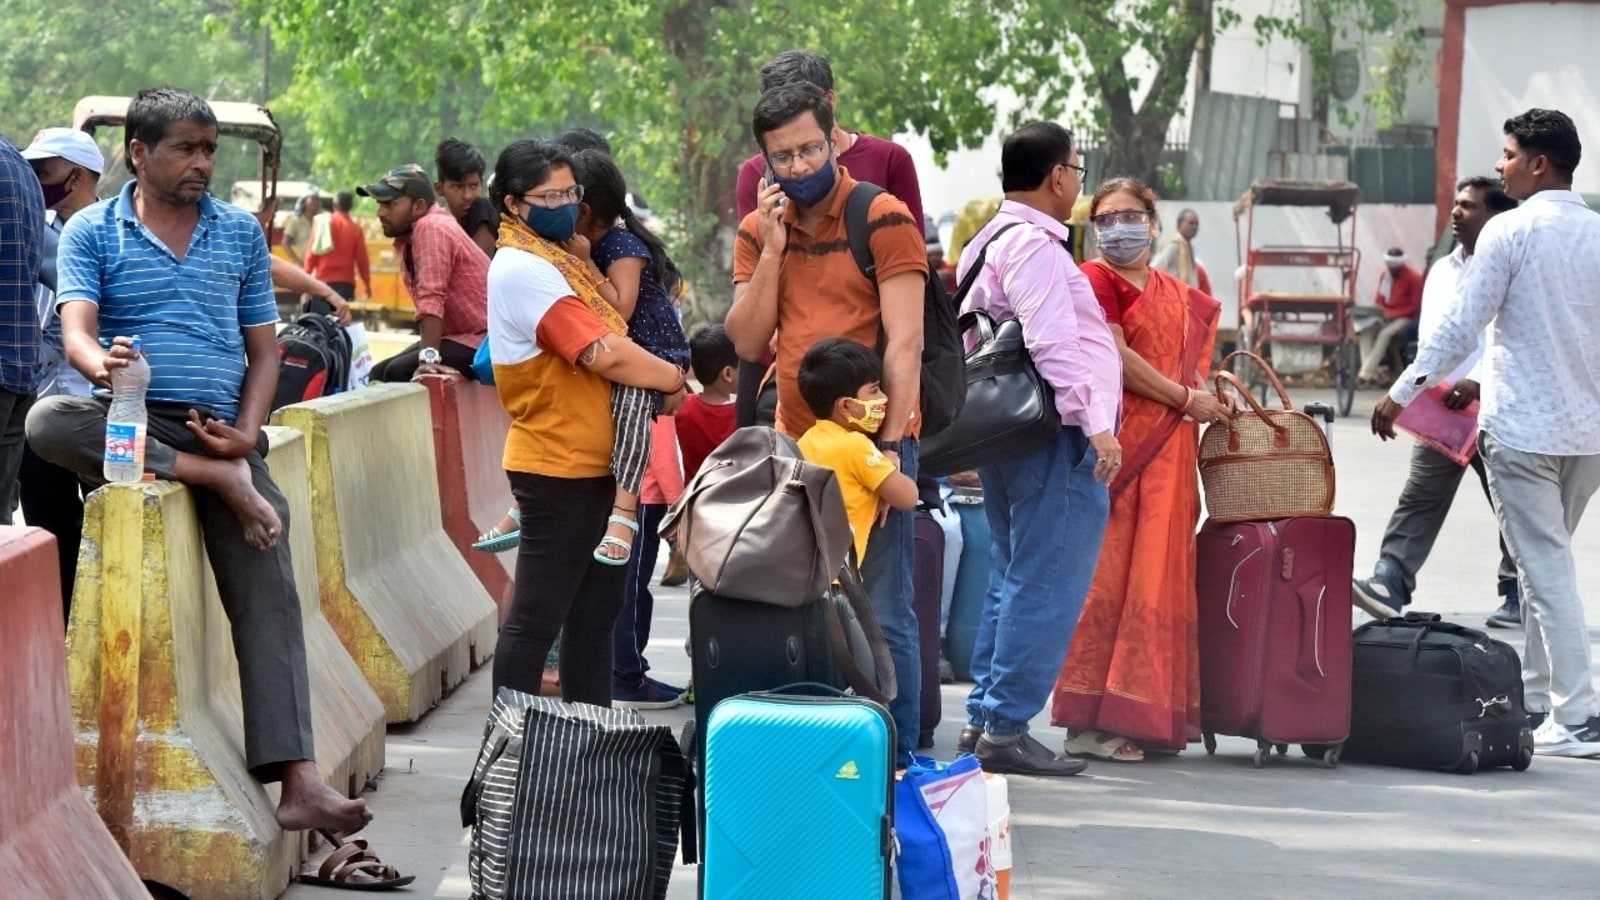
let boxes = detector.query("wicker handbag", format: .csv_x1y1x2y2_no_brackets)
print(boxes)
1199,352,1335,523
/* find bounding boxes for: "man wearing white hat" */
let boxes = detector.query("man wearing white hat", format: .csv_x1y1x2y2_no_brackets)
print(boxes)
20,126,103,616
1358,247,1423,383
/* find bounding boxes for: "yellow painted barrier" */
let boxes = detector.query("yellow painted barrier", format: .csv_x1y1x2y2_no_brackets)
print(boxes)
274,382,499,722
66,428,388,899
365,329,416,363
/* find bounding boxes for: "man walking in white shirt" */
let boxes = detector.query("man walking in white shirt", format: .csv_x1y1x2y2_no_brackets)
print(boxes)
1374,108,1600,758
1352,177,1520,625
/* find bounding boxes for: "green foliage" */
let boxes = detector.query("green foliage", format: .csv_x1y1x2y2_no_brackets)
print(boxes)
5,0,1422,325
1252,0,1423,138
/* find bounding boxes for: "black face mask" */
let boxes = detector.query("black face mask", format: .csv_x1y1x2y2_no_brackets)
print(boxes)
39,168,75,209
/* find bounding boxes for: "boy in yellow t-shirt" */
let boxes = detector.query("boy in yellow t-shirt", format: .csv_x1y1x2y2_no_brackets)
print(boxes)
796,338,919,563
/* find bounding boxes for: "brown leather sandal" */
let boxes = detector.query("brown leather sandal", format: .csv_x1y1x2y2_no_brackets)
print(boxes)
298,830,416,891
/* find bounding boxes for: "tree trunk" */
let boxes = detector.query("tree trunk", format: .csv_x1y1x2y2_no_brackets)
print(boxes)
661,0,747,328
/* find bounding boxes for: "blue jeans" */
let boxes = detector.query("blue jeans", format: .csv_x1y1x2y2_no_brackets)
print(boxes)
965,427,1109,737
614,503,668,686
860,438,920,766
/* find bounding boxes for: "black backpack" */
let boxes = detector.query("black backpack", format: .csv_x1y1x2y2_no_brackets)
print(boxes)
273,313,352,410
844,183,964,437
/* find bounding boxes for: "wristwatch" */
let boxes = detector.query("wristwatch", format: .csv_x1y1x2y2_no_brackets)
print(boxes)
876,438,900,453
419,346,442,366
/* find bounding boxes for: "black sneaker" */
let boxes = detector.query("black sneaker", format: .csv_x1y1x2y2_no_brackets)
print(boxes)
1532,715,1600,758
1486,596,1522,629
1356,563,1408,621
612,676,685,710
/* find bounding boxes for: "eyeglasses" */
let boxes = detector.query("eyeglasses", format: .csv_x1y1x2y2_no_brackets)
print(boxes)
523,185,584,207
767,141,831,171
1090,209,1151,228
1061,161,1088,182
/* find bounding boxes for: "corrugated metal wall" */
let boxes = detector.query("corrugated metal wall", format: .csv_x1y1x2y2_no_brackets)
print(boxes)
1184,92,1281,202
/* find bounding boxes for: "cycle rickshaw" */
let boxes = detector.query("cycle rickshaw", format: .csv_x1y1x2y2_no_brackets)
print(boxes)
1232,179,1364,416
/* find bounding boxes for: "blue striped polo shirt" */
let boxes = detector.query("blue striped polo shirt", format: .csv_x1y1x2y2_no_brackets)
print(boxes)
55,181,277,421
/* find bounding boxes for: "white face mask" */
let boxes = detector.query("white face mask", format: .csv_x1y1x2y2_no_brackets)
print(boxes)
1097,223,1152,265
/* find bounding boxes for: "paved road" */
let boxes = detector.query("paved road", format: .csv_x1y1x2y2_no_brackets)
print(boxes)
287,388,1600,899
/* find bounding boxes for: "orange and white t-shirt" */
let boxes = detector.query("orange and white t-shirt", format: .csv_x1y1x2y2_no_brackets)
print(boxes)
488,246,615,478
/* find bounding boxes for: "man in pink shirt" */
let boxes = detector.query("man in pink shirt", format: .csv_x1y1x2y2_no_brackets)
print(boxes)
360,164,490,382
948,122,1123,777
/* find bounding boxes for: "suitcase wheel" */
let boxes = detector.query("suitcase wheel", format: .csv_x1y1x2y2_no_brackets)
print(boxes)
1455,750,1480,775
1275,743,1289,756
1301,743,1342,768
1202,733,1217,755
1513,747,1533,772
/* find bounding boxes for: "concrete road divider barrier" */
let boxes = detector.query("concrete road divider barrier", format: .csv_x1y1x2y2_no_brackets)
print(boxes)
422,373,515,619
69,481,295,898
0,526,150,899
66,427,385,899
275,382,499,722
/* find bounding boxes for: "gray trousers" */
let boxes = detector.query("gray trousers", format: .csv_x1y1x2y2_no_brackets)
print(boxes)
1480,431,1600,725
0,387,34,523
24,395,315,780
1377,440,1518,602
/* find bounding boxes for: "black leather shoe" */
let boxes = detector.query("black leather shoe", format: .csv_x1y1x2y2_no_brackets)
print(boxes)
976,733,1088,776
955,724,982,755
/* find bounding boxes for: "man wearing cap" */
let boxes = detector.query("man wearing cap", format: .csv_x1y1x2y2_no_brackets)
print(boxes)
0,134,45,525
19,126,103,610
360,164,489,383
1358,247,1423,383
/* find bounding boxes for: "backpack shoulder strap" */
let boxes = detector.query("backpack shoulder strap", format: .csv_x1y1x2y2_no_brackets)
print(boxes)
844,182,886,282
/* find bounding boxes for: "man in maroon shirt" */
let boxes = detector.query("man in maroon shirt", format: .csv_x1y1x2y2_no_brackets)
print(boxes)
732,50,925,428
1358,247,1424,382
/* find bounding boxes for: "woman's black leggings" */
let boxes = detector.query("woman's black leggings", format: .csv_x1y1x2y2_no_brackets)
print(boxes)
492,471,628,705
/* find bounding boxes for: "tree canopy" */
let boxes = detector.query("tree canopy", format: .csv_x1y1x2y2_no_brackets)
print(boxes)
3,0,1416,323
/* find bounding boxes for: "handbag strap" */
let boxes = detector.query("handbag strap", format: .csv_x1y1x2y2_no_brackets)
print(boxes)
824,567,898,706
1218,349,1294,409
1214,370,1290,440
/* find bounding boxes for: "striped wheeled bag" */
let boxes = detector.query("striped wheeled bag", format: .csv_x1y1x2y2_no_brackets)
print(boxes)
461,689,690,900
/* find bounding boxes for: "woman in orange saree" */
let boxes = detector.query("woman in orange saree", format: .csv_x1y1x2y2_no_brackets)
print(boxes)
1051,179,1228,760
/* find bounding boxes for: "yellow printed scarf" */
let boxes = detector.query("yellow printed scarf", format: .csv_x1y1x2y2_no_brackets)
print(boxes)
496,214,627,337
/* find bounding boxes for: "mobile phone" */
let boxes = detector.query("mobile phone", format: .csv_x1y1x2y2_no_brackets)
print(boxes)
764,164,786,207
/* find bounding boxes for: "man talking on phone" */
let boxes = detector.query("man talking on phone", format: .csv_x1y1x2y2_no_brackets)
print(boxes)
726,82,928,767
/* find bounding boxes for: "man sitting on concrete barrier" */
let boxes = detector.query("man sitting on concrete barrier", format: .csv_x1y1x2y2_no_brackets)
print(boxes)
24,86,371,835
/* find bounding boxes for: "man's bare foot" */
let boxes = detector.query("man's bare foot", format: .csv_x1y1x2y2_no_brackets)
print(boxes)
211,457,281,549
275,760,371,834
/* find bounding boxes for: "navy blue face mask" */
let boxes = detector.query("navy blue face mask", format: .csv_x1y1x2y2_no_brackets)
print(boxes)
775,158,837,208
523,202,579,242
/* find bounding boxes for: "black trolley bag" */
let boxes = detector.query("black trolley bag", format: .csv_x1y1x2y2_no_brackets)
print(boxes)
1346,612,1534,773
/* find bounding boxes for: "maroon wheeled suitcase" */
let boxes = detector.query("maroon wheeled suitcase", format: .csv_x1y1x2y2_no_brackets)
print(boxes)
1197,515,1355,767
913,509,946,748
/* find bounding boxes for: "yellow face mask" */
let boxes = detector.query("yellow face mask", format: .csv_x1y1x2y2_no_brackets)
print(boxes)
846,396,888,433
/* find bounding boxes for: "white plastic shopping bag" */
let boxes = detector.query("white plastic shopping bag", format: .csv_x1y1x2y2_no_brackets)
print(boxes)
345,323,374,390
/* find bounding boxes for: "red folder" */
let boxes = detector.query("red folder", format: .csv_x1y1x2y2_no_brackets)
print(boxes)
1396,383,1479,466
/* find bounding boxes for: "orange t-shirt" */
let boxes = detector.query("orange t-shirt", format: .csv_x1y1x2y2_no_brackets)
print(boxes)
731,169,928,438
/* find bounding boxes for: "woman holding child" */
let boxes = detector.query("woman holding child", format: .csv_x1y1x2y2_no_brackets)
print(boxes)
484,139,687,704
1051,177,1232,761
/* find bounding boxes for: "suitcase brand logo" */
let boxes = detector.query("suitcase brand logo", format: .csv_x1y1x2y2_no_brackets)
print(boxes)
835,760,860,780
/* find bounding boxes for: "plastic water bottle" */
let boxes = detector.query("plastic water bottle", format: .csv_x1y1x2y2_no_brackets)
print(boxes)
103,337,151,484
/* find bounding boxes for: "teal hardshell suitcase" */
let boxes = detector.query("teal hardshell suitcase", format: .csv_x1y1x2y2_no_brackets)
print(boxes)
701,691,895,899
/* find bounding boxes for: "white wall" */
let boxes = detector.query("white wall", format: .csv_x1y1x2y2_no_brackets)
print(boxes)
1459,3,1600,196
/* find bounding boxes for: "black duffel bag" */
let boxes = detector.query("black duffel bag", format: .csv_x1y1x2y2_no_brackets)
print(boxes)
1346,612,1534,774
